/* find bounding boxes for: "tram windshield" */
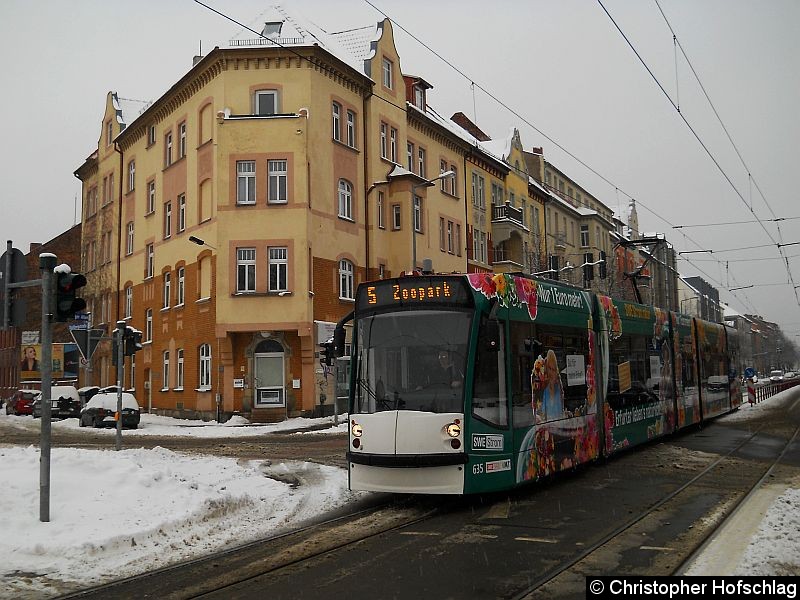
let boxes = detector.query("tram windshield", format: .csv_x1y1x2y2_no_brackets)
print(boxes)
353,309,471,414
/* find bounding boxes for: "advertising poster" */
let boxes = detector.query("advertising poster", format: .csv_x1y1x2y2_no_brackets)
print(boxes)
20,344,76,380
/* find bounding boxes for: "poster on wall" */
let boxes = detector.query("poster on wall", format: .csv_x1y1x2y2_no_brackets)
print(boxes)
19,343,78,380
20,344,65,380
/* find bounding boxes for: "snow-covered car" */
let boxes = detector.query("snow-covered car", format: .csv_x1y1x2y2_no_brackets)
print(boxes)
769,370,784,383
32,385,81,419
783,371,796,379
6,389,38,416
79,392,140,429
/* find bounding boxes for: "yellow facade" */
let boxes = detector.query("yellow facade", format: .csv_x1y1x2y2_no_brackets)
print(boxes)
73,14,615,421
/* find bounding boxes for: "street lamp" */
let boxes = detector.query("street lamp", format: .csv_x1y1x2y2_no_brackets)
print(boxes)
188,235,216,250
410,171,455,272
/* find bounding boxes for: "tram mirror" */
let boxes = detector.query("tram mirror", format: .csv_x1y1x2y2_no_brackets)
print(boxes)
484,320,501,352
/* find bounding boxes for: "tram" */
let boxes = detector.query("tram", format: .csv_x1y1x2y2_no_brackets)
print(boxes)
339,273,740,495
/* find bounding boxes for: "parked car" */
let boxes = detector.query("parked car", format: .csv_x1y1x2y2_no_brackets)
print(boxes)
79,392,140,429
6,389,38,416
77,386,101,407
783,371,796,379
32,385,82,419
770,369,784,383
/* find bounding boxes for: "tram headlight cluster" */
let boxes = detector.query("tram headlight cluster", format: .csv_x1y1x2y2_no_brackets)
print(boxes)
446,420,461,449
351,420,363,448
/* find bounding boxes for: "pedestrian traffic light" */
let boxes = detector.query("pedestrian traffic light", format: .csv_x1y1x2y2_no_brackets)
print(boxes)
124,327,143,356
599,250,608,279
54,272,87,322
549,255,560,281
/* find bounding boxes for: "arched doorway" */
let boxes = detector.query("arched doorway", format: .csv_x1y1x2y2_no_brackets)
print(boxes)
253,339,285,407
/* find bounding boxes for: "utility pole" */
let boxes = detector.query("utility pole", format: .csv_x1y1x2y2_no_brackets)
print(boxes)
39,253,56,523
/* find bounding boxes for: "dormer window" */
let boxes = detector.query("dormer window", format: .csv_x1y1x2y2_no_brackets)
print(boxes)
413,86,425,110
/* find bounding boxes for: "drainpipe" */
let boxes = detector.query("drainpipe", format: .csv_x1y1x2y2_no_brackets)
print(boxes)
363,90,373,277
113,142,124,324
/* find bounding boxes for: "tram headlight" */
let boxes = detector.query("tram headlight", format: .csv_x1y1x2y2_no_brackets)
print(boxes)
445,422,461,438
351,421,363,438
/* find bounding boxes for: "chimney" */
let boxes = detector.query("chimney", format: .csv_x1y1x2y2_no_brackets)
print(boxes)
531,146,543,155
450,112,491,142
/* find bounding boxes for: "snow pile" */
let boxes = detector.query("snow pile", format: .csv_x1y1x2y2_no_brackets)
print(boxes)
0,446,358,599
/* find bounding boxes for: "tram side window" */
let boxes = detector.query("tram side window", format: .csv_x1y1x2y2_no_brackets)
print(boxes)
680,341,697,391
472,317,507,427
511,322,590,427
607,334,658,410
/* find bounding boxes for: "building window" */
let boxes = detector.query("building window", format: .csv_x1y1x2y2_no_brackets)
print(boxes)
163,271,171,308
413,195,422,233
176,267,185,306
332,102,341,141
164,201,172,239
146,243,154,278
377,191,385,229
407,142,414,171
106,174,114,205
380,123,387,159
162,351,170,390
439,217,445,251
237,248,256,293
414,86,424,110
165,132,173,167
472,173,485,208
106,120,113,145
390,127,397,162
268,247,288,292
178,194,186,233
176,349,184,390
378,264,386,279
491,182,502,206
178,122,186,159
339,259,354,300
338,179,353,220
128,160,135,192
447,221,454,253
147,181,156,214
580,225,589,248
417,148,426,178
145,308,153,342
382,58,393,89
268,160,288,204
346,110,356,147
392,204,401,230
237,160,256,205
455,224,461,256
124,286,132,319
199,343,212,388
440,160,448,191
449,165,458,195
255,90,278,116
147,124,156,146
126,222,134,256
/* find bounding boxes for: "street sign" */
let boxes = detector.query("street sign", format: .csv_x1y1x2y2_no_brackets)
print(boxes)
744,367,756,379
70,328,105,361
74,312,89,322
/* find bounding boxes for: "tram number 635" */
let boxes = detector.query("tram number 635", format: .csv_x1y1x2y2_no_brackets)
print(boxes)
472,463,484,475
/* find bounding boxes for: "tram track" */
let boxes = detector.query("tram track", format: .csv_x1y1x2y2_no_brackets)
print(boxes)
513,415,800,598
57,494,449,600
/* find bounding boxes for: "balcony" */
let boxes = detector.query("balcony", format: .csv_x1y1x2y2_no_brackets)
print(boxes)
491,246,524,273
491,201,528,244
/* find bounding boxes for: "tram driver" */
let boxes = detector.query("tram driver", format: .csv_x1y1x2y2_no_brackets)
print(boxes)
424,350,464,389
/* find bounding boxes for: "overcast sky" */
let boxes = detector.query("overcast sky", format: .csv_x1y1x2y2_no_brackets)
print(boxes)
1,0,797,339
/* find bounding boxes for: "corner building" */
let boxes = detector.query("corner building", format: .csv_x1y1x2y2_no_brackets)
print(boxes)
75,15,479,420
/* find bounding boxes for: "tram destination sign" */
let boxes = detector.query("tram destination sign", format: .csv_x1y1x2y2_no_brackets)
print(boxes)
357,277,472,311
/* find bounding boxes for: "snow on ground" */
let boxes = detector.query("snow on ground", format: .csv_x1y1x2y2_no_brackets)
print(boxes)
0,391,798,598
0,411,349,437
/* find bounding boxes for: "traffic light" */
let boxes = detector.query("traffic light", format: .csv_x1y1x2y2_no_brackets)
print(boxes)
583,252,594,282
54,272,87,322
319,341,335,366
124,327,143,356
549,255,560,281
599,250,608,279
